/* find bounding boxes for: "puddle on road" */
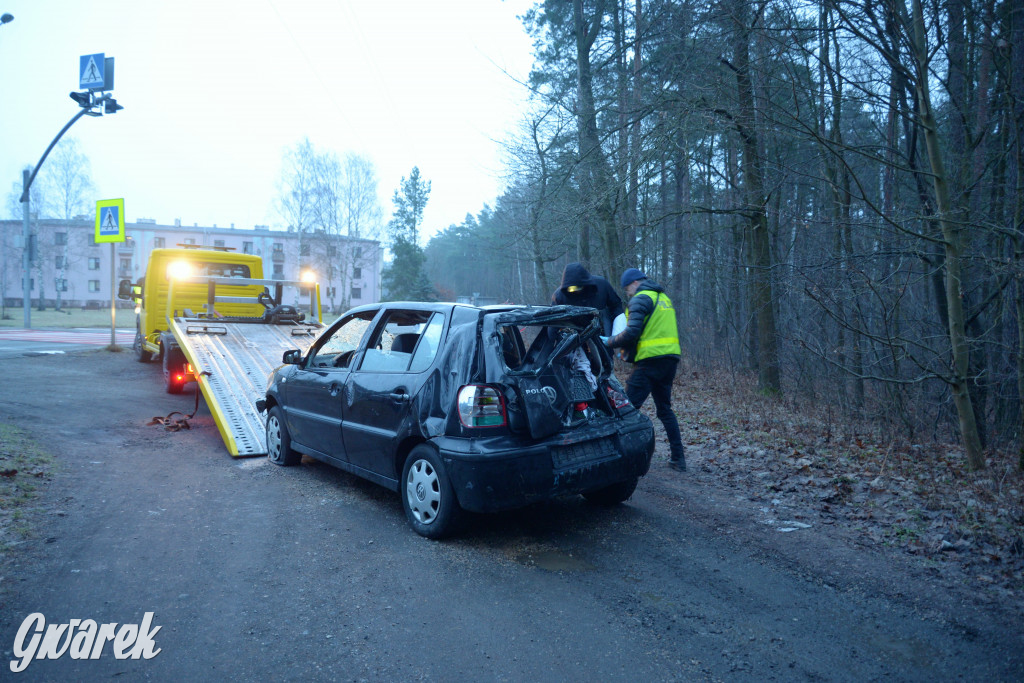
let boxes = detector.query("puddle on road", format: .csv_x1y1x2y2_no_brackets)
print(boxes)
516,549,595,572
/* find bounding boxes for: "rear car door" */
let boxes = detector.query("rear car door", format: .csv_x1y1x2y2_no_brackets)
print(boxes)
342,309,445,477
283,309,377,459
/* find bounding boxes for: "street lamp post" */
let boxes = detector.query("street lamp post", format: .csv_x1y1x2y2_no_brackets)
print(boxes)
17,73,122,328
19,106,93,328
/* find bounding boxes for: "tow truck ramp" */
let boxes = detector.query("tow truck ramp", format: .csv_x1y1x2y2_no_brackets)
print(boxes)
168,317,322,457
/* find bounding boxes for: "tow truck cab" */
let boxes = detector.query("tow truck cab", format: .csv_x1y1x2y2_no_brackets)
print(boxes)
118,247,268,393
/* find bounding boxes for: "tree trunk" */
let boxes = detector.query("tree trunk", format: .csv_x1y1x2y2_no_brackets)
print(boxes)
909,0,985,469
573,0,621,274
731,2,780,394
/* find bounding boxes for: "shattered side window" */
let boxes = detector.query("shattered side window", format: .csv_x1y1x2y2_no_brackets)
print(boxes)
308,313,374,369
360,310,434,373
408,313,444,373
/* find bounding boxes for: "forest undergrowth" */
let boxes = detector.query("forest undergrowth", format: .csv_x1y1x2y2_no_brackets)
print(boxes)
664,359,1024,606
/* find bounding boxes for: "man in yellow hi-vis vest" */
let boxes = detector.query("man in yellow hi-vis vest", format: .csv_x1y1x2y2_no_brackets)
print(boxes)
603,268,685,471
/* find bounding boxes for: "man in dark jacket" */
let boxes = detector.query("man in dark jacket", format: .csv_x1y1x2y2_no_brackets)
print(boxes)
604,268,686,471
552,262,623,336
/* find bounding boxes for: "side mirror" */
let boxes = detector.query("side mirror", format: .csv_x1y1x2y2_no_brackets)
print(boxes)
117,279,133,300
282,349,302,365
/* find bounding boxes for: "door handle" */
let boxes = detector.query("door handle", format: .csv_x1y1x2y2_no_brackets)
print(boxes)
329,383,342,397
389,391,409,403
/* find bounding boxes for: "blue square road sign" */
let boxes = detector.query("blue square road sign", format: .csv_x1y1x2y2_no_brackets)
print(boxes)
80,53,106,90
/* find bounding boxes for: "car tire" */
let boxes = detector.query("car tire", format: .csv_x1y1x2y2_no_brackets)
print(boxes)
266,406,300,466
582,477,639,506
401,445,461,539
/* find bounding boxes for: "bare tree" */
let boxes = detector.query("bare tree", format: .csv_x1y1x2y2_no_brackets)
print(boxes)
277,140,384,313
40,137,95,311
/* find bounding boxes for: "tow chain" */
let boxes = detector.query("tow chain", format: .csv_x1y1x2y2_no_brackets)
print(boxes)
148,371,210,431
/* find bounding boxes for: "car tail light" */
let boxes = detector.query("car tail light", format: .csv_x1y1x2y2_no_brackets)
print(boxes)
605,384,631,410
458,384,507,427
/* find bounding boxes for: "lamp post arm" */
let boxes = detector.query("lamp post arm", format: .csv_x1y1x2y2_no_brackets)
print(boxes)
19,107,91,202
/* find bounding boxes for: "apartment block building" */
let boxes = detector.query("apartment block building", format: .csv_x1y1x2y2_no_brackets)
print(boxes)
0,218,382,315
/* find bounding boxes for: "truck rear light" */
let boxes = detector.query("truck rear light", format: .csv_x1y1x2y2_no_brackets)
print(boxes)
604,384,631,410
457,384,507,428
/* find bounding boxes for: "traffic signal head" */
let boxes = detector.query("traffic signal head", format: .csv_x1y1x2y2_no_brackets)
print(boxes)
69,91,91,107
103,97,123,114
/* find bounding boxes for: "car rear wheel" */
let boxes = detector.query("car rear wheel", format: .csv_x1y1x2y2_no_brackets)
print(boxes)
402,445,461,539
266,406,300,466
582,477,639,506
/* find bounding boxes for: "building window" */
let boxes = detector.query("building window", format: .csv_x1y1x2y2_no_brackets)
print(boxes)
88,280,101,292
119,258,132,274
243,241,253,254
183,237,196,245
352,267,361,279
214,239,225,248
273,264,284,277
351,286,361,300
327,245,337,257
154,237,165,248
55,256,66,269
89,257,101,270
273,242,283,252
326,286,336,298
300,243,310,256
55,232,67,245
57,279,68,292
355,247,363,258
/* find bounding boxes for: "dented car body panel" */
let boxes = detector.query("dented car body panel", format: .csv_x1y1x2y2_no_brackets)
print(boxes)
263,301,654,517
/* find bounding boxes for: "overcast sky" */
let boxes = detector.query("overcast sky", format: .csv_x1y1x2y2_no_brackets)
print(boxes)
1,0,535,243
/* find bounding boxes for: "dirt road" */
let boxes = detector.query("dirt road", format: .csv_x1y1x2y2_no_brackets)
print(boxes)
0,349,1020,680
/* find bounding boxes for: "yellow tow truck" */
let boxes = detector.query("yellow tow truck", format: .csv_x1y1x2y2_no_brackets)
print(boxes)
118,246,324,456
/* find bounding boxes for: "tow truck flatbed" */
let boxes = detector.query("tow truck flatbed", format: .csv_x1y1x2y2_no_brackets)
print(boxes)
168,316,322,456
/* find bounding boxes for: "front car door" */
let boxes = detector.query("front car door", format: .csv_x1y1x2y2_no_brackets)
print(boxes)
342,308,445,479
282,309,378,460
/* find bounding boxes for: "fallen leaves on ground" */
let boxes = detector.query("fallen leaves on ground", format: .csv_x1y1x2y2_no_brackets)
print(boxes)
664,363,1024,603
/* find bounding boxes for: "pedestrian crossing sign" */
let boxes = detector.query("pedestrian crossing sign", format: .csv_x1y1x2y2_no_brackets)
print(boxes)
80,53,106,90
95,198,125,243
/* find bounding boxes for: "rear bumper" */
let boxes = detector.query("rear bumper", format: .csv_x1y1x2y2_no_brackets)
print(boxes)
436,415,654,513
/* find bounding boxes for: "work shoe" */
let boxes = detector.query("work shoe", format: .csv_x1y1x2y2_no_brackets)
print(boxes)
668,458,686,472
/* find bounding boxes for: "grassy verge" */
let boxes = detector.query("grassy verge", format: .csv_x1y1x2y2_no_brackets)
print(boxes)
0,307,135,329
0,423,55,553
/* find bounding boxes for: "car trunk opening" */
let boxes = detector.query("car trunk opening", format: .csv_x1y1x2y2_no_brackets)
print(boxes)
482,306,620,441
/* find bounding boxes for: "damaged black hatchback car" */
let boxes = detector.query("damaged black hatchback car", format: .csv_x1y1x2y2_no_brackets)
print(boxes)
260,302,654,538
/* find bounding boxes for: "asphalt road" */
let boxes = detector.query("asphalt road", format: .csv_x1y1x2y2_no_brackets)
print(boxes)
0,349,1020,681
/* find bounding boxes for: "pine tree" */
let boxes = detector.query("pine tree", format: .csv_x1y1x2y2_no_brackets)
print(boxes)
382,167,435,301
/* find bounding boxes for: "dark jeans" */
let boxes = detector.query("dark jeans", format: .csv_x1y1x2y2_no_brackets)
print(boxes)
626,356,684,460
